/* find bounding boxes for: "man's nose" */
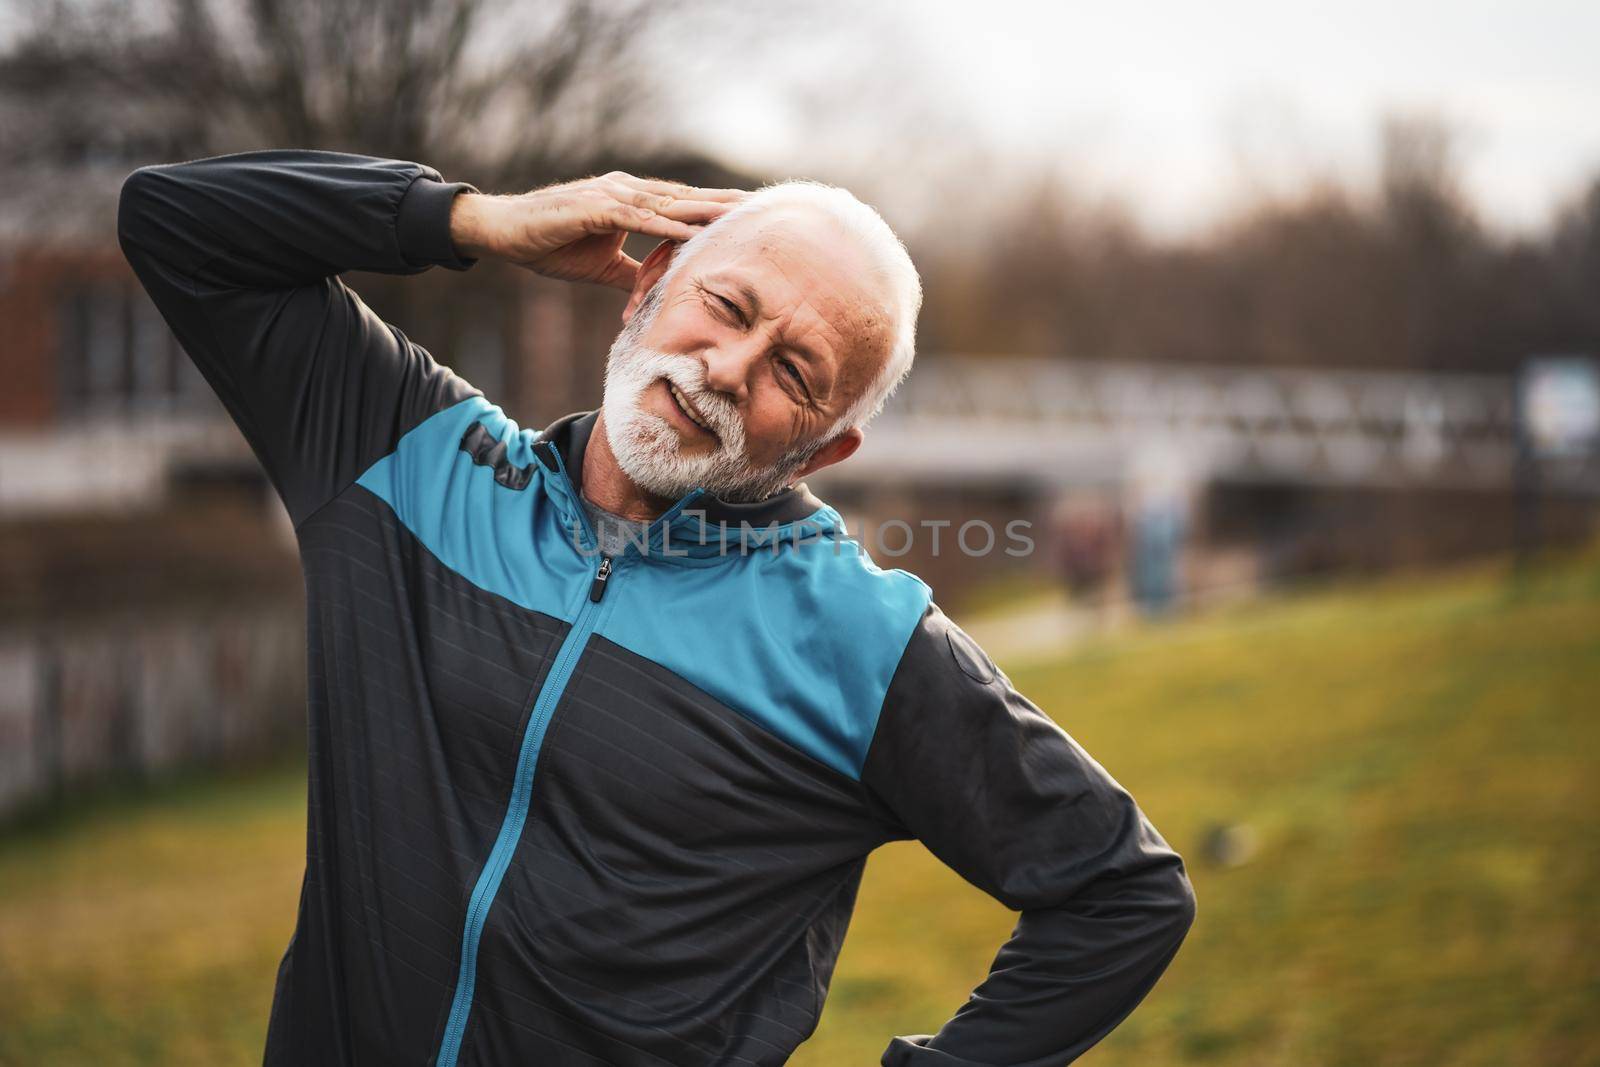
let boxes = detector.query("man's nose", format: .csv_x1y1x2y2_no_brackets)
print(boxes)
701,342,758,402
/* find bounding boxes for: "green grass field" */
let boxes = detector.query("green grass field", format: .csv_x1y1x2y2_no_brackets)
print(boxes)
3,549,1597,1066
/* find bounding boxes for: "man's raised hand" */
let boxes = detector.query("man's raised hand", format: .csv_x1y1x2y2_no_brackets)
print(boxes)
449,171,748,290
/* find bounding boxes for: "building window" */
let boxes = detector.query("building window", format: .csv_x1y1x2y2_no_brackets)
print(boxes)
58,281,200,416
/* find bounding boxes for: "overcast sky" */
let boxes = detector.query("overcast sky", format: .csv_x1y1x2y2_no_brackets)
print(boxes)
676,0,1600,236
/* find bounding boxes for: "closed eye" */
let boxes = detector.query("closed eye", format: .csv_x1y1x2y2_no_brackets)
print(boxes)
701,285,746,327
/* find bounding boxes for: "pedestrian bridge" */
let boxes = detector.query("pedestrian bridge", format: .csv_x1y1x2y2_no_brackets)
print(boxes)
819,356,1570,493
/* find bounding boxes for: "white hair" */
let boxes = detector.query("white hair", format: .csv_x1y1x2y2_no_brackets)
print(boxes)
658,179,922,435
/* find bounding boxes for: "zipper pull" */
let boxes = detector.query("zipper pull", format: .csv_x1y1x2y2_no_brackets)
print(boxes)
588,555,613,603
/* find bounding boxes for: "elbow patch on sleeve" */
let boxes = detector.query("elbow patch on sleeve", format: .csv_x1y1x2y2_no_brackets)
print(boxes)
944,624,997,684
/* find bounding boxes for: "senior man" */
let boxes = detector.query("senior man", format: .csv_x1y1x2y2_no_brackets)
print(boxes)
118,150,1194,1067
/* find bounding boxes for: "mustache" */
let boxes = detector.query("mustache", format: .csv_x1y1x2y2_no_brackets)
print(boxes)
632,350,744,447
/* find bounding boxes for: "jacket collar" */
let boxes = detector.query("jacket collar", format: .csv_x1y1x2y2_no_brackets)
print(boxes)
532,410,842,554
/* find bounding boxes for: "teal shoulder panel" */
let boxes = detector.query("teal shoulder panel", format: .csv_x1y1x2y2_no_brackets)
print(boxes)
355,396,588,622
596,537,933,781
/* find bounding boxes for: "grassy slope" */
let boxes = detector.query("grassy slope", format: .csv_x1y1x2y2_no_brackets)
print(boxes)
2,551,1597,1066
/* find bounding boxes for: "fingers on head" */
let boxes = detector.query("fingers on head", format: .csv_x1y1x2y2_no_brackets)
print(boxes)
662,199,737,224
574,177,729,238
626,189,733,225
607,202,698,241
600,169,750,204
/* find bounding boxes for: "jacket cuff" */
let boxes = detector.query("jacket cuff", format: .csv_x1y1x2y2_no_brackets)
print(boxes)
397,174,479,271
881,1035,980,1066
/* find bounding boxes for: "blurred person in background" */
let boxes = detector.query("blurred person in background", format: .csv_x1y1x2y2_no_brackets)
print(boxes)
1127,448,1191,618
1050,493,1124,617
117,149,1194,1066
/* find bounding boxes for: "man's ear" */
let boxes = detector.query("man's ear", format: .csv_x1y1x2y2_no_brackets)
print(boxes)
795,426,864,481
622,239,679,324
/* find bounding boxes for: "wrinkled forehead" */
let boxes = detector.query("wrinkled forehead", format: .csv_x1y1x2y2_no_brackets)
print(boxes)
689,205,895,371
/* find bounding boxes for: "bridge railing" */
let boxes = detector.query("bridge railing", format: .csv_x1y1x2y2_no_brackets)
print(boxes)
826,356,1597,492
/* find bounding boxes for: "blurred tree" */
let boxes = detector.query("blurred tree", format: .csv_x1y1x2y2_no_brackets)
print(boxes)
1375,114,1492,370
1548,177,1600,345
0,0,745,241
910,110,1600,376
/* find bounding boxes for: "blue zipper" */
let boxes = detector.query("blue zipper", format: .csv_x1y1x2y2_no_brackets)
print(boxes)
434,553,610,1067
434,445,609,1067
432,446,704,1066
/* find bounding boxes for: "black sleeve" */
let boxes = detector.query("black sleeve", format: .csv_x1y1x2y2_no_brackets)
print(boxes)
117,149,484,529
862,602,1196,1066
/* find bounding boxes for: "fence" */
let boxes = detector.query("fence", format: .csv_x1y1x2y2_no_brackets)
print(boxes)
0,604,305,817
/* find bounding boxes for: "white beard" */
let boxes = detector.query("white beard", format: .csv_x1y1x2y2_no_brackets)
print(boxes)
600,285,819,504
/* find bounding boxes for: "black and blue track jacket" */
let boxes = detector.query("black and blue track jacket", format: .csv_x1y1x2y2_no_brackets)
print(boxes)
117,150,1195,1067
